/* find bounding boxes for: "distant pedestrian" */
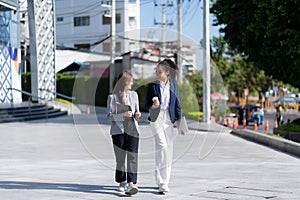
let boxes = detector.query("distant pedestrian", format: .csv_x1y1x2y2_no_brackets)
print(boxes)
286,119,291,126
146,58,182,194
106,71,141,195
275,106,283,126
265,91,270,108
259,107,264,124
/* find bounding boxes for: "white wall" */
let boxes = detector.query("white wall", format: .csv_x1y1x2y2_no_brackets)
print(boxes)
55,0,140,54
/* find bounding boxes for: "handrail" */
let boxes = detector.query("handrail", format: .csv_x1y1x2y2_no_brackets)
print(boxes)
39,88,76,101
7,87,45,115
7,87,46,101
7,87,75,102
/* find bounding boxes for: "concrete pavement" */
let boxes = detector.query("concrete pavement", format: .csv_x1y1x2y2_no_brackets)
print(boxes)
0,107,300,199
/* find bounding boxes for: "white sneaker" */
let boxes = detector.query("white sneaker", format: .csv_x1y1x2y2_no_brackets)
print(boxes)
125,183,138,195
117,181,127,192
158,184,169,193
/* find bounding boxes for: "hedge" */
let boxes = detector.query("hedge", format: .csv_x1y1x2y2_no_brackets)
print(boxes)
22,74,200,114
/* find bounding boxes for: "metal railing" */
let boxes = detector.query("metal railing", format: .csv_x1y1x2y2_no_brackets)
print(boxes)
39,88,76,101
6,88,75,119
7,87,45,113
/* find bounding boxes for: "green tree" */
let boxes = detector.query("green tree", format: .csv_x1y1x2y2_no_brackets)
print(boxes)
211,0,300,88
210,36,272,98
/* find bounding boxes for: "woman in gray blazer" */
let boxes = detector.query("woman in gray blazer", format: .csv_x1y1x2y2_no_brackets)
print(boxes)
106,71,141,195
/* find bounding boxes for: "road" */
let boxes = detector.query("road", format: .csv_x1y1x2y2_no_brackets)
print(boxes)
0,107,299,199
227,109,300,134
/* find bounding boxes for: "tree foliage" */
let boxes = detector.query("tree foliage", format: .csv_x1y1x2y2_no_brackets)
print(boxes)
178,83,199,114
210,36,272,97
185,73,203,110
211,0,300,88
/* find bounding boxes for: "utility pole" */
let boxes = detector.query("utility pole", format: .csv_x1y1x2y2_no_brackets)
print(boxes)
203,0,211,123
154,1,173,57
109,0,116,93
177,0,182,83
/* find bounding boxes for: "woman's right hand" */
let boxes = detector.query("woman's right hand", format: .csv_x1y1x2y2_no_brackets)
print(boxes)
123,111,133,118
151,104,160,109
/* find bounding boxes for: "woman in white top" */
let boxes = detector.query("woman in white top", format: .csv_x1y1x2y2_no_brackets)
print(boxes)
146,59,182,194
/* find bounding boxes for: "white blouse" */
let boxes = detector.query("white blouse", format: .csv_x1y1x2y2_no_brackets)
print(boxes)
159,80,170,110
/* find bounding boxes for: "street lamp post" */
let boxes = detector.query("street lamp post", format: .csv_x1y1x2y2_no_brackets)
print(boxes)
202,0,211,123
109,0,116,93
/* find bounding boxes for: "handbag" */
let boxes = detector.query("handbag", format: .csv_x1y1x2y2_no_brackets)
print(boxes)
177,116,189,135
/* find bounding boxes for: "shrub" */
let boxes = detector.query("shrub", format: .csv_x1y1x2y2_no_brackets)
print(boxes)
178,83,199,115
23,73,110,107
133,78,152,112
278,118,300,132
186,111,203,121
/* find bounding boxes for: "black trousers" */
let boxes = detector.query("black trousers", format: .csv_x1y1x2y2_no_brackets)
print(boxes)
112,132,139,184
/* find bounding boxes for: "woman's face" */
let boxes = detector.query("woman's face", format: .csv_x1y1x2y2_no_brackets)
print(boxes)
124,78,133,91
156,65,169,82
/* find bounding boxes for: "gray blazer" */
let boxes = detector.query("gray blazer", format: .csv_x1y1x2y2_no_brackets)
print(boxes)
106,91,140,135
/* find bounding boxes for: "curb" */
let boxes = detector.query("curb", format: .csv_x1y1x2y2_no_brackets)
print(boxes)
188,121,232,133
231,129,300,158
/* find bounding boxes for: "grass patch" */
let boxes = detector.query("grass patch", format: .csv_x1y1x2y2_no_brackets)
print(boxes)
268,133,286,140
54,98,73,105
278,123,300,132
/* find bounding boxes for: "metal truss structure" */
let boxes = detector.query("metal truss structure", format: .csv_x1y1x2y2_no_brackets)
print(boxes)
28,0,56,101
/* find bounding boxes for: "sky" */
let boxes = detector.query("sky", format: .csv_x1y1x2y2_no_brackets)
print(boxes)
139,0,221,44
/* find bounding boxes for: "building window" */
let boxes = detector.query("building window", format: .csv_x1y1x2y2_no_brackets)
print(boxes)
129,16,136,27
74,16,90,27
103,43,110,52
129,0,136,3
103,42,121,52
57,17,63,22
129,42,135,51
116,42,121,52
102,13,121,25
74,43,90,50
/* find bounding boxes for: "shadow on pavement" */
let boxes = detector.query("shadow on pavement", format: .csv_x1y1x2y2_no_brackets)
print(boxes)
0,181,123,197
0,181,160,196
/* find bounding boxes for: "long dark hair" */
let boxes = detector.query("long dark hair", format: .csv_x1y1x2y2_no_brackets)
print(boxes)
113,71,133,103
157,58,178,81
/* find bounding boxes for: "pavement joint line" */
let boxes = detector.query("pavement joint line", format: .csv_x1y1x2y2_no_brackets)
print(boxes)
189,186,225,196
226,186,293,194
206,189,274,198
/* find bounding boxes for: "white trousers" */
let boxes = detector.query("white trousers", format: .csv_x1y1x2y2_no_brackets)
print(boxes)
150,110,177,185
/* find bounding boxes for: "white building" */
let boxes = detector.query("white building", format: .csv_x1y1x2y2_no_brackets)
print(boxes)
55,0,140,54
